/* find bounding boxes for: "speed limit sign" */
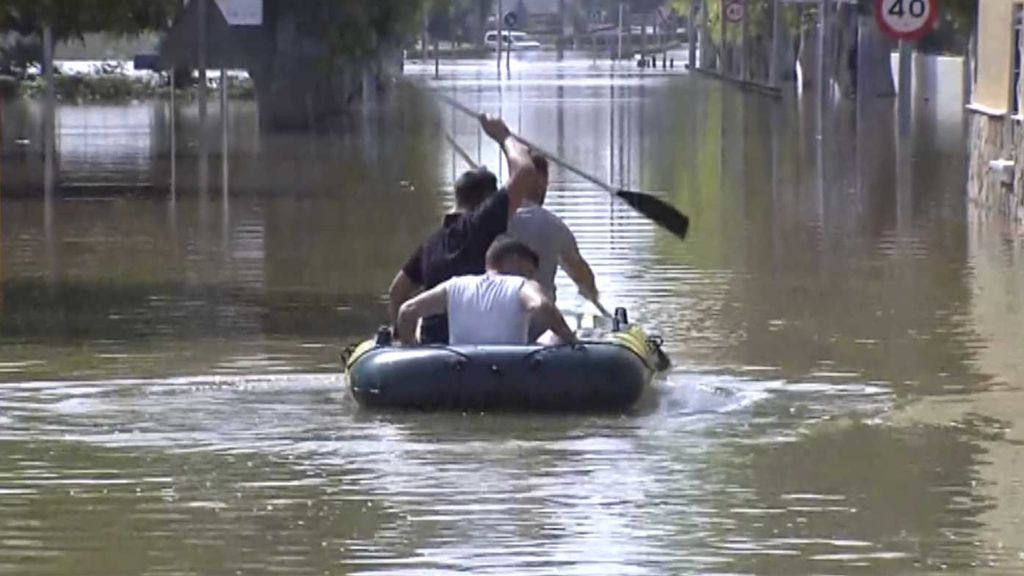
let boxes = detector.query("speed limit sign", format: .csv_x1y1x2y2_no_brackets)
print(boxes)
724,1,745,23
875,0,939,41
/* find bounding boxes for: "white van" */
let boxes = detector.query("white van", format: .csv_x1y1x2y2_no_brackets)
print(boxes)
483,31,543,51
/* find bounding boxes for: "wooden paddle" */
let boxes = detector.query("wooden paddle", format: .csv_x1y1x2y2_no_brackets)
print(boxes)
434,92,690,242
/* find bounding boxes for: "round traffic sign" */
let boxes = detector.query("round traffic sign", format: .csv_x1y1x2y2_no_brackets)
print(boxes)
503,11,518,29
724,1,745,23
875,0,939,41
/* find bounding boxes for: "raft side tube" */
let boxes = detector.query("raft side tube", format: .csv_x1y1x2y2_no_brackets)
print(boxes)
347,341,652,412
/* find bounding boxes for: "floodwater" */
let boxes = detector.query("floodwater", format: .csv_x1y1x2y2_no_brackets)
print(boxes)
1,53,1023,575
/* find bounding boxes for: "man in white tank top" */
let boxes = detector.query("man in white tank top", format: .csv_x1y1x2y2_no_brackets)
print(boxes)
397,237,577,346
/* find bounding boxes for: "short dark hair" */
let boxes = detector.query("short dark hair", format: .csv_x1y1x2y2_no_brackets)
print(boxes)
530,152,548,177
454,168,498,210
486,236,540,269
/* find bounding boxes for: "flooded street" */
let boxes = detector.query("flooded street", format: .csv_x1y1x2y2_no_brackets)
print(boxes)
1,55,1023,574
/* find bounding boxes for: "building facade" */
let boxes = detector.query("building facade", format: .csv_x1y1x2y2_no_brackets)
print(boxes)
968,0,1024,229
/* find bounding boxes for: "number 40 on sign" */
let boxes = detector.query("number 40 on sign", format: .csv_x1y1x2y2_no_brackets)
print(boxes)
875,0,939,41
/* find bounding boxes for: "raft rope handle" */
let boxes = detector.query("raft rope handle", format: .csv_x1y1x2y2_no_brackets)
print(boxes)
646,335,672,372
523,343,587,366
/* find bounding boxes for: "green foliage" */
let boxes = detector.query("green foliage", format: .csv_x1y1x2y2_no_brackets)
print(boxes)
0,0,179,39
280,0,432,59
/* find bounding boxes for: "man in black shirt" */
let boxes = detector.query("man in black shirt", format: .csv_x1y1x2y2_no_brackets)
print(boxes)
388,114,538,343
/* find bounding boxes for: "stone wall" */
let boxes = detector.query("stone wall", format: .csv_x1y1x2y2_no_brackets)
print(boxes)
967,111,1024,231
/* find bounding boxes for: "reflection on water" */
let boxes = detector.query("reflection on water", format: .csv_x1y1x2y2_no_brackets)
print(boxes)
1,54,1023,575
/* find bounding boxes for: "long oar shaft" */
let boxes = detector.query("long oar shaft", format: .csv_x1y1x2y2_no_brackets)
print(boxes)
444,131,478,169
435,91,690,242
436,93,615,194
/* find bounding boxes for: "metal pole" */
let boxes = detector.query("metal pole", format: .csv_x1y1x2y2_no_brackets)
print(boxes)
422,8,429,61
817,0,827,102
688,4,697,69
740,0,749,81
220,67,229,201
43,24,55,200
701,0,710,69
0,105,3,312
434,36,440,79
770,0,783,87
198,0,208,128
624,3,632,59
618,3,624,61
43,25,55,113
497,0,503,73
43,24,56,285
170,69,176,201
641,10,648,63
719,0,728,74
898,40,912,137
559,0,567,59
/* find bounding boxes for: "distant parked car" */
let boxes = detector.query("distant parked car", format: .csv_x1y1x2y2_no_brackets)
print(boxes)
484,31,543,52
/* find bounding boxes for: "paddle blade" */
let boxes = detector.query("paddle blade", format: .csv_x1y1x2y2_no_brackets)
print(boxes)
617,190,690,241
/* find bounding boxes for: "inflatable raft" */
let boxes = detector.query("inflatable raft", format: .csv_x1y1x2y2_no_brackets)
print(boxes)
343,309,669,412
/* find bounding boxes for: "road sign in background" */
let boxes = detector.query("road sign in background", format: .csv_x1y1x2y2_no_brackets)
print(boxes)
503,11,518,30
214,0,263,26
724,1,745,24
875,0,938,41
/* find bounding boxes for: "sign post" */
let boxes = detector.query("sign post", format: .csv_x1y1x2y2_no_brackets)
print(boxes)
497,0,503,73
876,0,937,133
504,12,514,71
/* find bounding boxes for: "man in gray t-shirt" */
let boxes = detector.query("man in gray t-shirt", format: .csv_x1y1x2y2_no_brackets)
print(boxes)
508,153,599,305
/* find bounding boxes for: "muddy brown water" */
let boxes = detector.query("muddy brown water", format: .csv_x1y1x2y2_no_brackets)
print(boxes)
0,55,1022,575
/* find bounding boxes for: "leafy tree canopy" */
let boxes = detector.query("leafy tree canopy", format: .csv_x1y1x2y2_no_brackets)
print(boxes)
0,0,179,39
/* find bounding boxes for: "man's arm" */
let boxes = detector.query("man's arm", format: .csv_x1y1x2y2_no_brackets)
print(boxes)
520,280,577,345
561,244,599,303
397,283,449,346
388,270,420,330
480,115,534,219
